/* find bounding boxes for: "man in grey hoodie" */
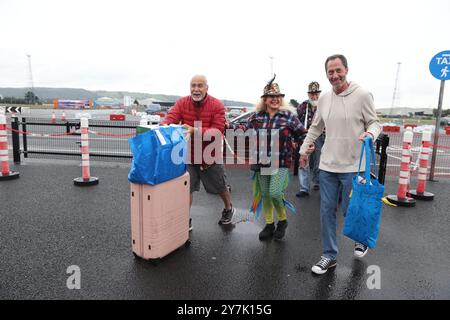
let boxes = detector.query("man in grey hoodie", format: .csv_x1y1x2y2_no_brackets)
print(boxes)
299,54,381,275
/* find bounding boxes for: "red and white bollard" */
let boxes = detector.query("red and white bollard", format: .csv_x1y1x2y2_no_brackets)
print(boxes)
0,114,20,181
408,129,434,200
387,127,416,207
51,111,56,123
61,111,66,122
74,117,99,186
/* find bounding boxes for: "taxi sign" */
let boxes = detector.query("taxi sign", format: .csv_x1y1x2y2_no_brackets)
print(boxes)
429,50,450,80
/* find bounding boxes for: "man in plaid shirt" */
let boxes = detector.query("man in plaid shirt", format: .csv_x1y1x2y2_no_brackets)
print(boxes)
296,81,324,197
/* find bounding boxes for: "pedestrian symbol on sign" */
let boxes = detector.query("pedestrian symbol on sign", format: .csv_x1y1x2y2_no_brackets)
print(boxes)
441,66,449,78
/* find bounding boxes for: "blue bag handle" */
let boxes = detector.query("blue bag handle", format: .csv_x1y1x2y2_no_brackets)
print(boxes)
357,136,378,183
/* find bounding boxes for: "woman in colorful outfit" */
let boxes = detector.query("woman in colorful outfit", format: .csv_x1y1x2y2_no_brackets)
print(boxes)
228,75,307,241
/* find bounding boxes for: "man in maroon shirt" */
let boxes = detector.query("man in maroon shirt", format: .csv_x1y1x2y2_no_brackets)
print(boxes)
161,75,235,229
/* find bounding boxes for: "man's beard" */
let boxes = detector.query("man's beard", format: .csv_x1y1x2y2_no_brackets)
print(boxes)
309,99,318,107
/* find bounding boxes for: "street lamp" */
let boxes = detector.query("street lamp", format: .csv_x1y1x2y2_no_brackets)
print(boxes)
269,55,274,78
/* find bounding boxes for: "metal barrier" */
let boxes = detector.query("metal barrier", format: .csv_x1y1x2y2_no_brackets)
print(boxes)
375,133,389,185
7,116,450,179
11,117,137,163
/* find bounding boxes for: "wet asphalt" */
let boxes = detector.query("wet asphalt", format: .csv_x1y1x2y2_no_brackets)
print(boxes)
0,160,449,300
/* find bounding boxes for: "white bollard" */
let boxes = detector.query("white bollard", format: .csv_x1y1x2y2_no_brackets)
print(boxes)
386,127,415,207
408,129,434,200
74,117,99,186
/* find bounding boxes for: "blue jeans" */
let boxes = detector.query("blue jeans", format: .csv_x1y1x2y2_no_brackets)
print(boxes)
298,166,311,192
319,170,355,260
298,134,324,192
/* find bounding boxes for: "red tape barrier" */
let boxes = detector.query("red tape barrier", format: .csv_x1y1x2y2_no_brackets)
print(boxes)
5,126,135,138
6,127,75,137
431,143,450,150
88,130,135,137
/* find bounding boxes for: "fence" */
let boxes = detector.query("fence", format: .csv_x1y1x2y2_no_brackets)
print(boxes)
5,116,450,179
382,131,450,178
10,117,137,163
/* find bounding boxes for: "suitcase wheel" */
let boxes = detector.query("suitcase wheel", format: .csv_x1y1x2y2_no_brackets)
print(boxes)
149,258,162,266
185,239,191,247
132,252,141,260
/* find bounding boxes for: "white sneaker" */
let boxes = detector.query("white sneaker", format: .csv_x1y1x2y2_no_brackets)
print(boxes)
218,207,235,225
311,256,337,275
354,242,368,258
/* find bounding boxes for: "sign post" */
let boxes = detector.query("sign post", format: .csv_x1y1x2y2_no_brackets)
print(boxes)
428,50,449,181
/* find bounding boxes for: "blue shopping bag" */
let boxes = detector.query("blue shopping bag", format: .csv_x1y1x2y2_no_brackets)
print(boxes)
343,137,385,248
128,125,187,185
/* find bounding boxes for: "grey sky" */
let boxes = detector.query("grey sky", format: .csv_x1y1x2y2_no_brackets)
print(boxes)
1,0,449,109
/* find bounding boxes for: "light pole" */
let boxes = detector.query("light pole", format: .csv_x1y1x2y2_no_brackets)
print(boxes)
26,54,35,104
269,55,274,78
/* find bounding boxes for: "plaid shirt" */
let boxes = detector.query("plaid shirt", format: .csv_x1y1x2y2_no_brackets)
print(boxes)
230,111,306,168
296,100,316,129
297,100,326,141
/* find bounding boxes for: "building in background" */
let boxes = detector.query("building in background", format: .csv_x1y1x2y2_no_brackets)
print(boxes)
93,97,122,109
53,99,91,109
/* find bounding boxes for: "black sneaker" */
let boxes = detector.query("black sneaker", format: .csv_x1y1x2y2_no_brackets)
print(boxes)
313,184,320,191
259,223,275,241
273,220,288,240
311,256,337,275
189,218,192,232
296,191,309,198
219,207,235,225
354,242,368,258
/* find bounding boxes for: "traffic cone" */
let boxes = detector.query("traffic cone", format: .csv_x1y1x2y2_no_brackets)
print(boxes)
386,127,416,207
0,114,20,181
408,129,434,200
61,111,66,122
74,117,99,186
51,111,56,123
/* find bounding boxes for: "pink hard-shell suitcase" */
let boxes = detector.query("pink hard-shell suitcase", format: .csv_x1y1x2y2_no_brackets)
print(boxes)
130,172,190,261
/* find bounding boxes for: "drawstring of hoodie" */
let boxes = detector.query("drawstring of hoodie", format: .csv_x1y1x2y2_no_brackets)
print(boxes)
342,95,349,129
327,86,350,132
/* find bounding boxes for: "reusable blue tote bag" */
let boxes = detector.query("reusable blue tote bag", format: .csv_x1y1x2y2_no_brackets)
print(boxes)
128,125,187,185
343,137,385,248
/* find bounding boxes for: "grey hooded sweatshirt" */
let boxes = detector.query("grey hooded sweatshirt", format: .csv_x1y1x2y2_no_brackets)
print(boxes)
300,82,381,173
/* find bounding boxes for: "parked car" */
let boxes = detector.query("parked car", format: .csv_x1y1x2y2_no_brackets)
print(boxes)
440,117,450,126
228,110,254,125
145,103,162,114
226,106,250,119
224,111,255,163
144,103,166,122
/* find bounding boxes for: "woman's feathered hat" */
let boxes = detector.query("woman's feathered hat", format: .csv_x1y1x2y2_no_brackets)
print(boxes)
261,74,285,98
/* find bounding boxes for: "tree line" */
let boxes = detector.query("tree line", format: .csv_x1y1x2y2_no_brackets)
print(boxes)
0,91,41,105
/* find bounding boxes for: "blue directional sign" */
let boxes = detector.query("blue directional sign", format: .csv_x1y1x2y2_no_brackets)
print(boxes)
429,50,450,80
